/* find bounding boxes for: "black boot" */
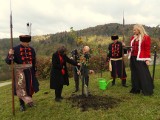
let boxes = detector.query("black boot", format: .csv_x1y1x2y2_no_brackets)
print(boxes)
75,75,79,93
122,79,128,87
55,86,63,102
19,99,25,111
72,89,79,93
112,79,115,86
59,87,63,99
20,105,25,111
55,89,61,102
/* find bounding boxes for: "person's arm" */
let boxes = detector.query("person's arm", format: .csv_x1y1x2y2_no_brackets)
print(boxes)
32,48,37,74
144,35,151,59
120,42,127,55
144,35,151,65
5,49,14,64
127,36,134,57
64,54,79,66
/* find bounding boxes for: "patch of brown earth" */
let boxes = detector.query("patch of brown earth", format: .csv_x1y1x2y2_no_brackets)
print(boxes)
67,94,122,112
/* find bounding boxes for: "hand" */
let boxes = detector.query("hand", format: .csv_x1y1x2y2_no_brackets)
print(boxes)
145,60,150,65
77,63,81,66
122,42,126,46
77,70,81,75
106,57,110,62
89,70,94,74
70,57,73,60
9,49,14,55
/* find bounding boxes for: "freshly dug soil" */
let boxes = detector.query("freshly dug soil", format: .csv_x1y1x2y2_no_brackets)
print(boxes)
66,94,122,112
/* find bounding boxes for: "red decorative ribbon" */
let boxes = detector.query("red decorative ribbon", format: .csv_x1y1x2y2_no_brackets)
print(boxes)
59,54,65,75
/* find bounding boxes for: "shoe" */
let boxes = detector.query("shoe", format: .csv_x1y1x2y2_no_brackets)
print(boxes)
143,92,153,96
59,96,63,99
122,84,128,87
72,89,79,93
88,92,92,96
112,79,115,86
112,83,115,86
27,102,35,107
130,89,140,94
55,98,61,102
20,105,25,112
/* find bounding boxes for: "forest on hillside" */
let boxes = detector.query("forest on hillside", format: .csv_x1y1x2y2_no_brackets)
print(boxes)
0,23,160,80
1,23,160,56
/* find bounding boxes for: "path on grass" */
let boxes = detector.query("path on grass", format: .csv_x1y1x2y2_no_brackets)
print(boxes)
0,81,11,87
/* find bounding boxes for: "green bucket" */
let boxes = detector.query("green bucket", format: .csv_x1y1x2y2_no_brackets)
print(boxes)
98,78,112,90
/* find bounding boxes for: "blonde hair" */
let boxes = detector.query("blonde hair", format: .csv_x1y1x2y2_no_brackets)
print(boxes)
133,24,148,38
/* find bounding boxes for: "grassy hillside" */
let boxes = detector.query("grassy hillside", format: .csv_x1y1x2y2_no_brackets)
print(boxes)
1,23,160,81
0,65,160,120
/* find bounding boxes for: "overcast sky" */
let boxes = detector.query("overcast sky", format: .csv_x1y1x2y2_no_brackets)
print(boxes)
0,0,160,39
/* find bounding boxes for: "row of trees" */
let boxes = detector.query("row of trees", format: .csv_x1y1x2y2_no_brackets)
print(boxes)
0,23,160,81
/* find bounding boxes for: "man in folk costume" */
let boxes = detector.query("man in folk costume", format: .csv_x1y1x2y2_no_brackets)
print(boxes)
107,35,128,87
5,35,39,111
128,24,153,96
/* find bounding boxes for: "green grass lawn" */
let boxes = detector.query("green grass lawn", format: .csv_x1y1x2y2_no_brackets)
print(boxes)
0,66,160,120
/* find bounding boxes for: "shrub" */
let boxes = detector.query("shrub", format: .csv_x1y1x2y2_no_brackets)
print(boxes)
36,56,52,79
36,54,129,80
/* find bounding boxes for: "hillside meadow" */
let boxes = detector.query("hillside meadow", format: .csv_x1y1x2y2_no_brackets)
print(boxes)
0,65,160,120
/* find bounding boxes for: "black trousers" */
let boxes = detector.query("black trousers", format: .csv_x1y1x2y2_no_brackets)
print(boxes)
82,75,89,86
19,99,25,106
111,60,127,78
55,85,63,98
73,67,79,90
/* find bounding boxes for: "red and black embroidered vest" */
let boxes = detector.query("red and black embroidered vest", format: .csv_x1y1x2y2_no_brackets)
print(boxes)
108,41,123,58
20,46,32,64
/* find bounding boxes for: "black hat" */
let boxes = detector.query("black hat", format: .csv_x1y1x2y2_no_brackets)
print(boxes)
111,35,119,40
19,35,31,42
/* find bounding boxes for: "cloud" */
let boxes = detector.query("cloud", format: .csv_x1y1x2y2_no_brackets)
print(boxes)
0,0,160,39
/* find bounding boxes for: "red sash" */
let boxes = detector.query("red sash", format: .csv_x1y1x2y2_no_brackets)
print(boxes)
59,54,65,75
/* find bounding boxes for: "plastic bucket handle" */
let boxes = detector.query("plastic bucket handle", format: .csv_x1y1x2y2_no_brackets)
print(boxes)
105,79,113,89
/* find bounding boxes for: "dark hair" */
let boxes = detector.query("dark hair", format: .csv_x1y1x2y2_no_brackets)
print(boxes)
71,49,78,55
57,46,67,55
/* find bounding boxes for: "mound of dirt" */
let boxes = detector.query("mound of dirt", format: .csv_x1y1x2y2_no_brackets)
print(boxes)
66,94,122,112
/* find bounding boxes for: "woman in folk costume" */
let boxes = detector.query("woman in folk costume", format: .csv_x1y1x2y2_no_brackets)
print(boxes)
128,24,154,96
107,35,128,87
50,46,80,102
5,35,39,111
